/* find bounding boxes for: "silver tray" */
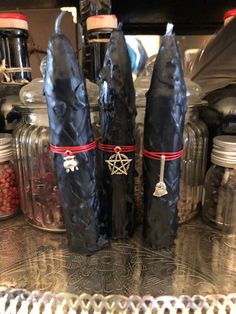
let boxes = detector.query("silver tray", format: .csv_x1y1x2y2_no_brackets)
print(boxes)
1,215,236,313
1,288,236,313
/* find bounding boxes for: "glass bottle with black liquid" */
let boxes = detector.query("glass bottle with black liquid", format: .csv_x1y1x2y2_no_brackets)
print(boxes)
0,13,31,133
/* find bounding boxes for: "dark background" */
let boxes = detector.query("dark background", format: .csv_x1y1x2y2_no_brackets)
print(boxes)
1,0,236,34
0,0,234,77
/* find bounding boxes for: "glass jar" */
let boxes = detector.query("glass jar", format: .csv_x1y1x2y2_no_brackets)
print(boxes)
13,105,65,231
203,135,236,233
177,78,208,223
178,102,208,223
12,105,32,216
14,76,64,231
0,133,19,219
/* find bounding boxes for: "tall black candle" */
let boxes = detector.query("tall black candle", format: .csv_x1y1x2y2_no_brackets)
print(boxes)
99,27,136,239
44,13,107,255
143,24,187,249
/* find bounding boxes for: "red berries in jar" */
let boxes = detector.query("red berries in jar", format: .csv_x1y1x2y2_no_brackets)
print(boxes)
0,134,19,220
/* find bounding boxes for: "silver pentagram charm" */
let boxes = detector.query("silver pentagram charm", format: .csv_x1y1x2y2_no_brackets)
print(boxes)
63,150,79,173
105,146,132,175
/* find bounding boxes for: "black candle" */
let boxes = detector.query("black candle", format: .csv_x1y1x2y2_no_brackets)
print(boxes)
99,27,136,239
44,13,107,255
143,24,187,249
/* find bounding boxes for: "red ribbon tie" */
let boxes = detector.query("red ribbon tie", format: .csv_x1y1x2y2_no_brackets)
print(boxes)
143,148,183,161
98,142,136,153
50,140,96,156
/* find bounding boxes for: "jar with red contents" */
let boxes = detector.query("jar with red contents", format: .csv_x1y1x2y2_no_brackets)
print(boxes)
0,133,19,219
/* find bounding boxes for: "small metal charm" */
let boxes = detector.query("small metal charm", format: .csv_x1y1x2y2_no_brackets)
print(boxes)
63,150,79,173
153,155,168,197
106,146,132,175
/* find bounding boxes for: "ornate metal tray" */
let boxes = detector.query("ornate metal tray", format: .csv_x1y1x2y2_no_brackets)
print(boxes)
0,215,236,313
1,287,236,313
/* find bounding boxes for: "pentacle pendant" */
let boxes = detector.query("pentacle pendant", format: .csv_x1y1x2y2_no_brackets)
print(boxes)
105,146,132,175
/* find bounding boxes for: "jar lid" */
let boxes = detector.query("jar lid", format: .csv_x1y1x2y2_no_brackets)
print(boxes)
86,15,117,31
0,133,12,145
185,77,206,107
211,135,236,167
19,78,46,106
0,13,28,30
0,134,13,162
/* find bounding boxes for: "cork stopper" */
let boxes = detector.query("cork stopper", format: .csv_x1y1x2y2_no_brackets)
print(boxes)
86,14,117,31
0,13,28,30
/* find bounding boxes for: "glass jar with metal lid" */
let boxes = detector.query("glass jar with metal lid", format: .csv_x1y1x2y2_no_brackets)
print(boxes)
202,135,236,232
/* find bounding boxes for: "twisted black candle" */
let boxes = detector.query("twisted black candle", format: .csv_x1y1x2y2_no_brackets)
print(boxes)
143,24,187,249
99,28,136,239
44,12,107,255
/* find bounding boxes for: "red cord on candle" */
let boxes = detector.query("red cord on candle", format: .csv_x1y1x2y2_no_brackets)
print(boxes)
98,142,136,153
50,140,96,156
143,148,183,161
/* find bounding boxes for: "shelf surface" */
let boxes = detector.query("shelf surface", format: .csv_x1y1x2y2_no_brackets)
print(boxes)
0,215,236,296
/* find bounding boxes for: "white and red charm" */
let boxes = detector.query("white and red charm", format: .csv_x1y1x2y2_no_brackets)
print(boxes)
63,150,79,173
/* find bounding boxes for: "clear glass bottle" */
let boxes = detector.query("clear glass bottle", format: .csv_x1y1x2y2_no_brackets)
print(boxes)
203,135,236,233
0,13,31,83
0,133,19,220
86,14,117,82
12,78,65,231
80,0,114,82
0,13,31,133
